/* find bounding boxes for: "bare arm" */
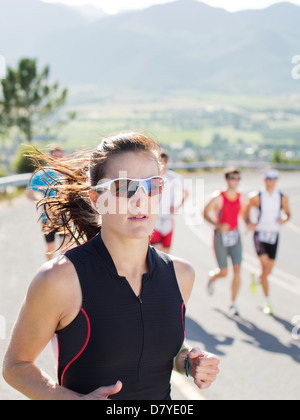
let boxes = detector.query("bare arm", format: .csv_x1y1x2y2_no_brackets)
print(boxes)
204,195,219,227
25,187,39,202
173,257,195,305
240,193,249,221
244,194,260,231
3,257,122,400
203,194,230,233
172,258,220,389
3,258,83,400
279,195,291,224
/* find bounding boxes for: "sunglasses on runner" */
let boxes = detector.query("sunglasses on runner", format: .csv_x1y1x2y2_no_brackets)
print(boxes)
91,176,165,199
228,176,241,181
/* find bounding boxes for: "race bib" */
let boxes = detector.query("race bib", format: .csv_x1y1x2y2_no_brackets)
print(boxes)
222,230,240,248
258,232,278,245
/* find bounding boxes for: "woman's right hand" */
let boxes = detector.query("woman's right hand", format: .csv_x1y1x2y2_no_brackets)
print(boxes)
81,381,123,400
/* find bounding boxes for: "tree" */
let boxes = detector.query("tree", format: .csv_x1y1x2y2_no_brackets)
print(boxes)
271,149,288,164
0,100,9,138
0,58,71,143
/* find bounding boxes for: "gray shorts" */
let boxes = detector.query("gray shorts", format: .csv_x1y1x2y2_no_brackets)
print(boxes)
214,230,242,269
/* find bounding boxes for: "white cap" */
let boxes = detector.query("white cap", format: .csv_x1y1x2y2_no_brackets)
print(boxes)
265,169,279,179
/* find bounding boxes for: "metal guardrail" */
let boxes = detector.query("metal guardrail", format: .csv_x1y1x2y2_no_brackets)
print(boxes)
0,173,31,190
170,162,300,171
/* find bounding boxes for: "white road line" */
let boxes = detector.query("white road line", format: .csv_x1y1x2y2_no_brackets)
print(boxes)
290,196,300,204
286,222,300,236
242,259,300,297
171,372,207,401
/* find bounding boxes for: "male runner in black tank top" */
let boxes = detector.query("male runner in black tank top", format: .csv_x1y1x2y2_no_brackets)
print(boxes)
3,132,220,400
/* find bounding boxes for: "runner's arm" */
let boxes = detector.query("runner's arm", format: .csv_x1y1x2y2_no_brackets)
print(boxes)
2,260,83,400
204,195,218,227
240,194,249,220
26,172,44,202
171,258,195,374
172,258,220,389
25,187,40,202
244,194,260,230
280,195,291,224
3,259,121,400
204,194,230,233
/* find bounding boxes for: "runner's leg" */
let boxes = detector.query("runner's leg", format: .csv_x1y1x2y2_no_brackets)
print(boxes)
232,265,241,303
229,234,242,303
258,254,274,298
211,232,228,281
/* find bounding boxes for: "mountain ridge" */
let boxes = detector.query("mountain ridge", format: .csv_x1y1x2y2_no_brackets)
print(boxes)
0,0,299,93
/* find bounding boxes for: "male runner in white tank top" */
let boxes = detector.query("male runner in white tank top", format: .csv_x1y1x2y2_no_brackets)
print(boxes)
150,152,189,254
244,169,291,315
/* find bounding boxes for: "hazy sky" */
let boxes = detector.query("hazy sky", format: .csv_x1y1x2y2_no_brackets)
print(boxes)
43,0,300,15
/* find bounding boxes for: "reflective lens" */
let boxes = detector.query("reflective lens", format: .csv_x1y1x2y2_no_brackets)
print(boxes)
111,177,165,198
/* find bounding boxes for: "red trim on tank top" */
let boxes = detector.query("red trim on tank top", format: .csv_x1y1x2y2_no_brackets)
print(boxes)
55,334,60,382
60,308,91,386
181,301,185,339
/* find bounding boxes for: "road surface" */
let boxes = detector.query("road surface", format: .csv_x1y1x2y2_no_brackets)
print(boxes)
0,171,299,400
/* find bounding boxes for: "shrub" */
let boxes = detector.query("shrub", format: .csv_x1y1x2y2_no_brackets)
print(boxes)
12,144,45,174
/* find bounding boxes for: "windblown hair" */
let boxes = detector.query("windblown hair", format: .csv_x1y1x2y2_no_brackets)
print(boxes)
30,132,162,248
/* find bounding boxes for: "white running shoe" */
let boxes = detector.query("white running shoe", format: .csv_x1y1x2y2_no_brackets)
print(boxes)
207,272,215,296
229,303,239,317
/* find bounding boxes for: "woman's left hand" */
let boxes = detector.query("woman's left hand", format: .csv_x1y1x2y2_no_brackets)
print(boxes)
188,348,220,390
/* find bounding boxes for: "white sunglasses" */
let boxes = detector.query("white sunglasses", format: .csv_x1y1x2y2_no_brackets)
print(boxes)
91,176,166,199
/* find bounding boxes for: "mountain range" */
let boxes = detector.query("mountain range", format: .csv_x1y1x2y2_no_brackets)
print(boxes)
0,0,300,94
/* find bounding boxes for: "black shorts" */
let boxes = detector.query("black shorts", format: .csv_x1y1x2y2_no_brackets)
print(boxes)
254,232,279,260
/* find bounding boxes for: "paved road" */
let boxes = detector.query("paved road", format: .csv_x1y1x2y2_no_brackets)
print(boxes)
0,171,299,400
172,171,300,400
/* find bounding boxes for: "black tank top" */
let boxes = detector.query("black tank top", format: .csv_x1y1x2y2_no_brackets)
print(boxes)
55,233,185,400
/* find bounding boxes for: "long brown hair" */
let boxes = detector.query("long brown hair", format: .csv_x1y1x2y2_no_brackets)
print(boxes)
31,132,162,247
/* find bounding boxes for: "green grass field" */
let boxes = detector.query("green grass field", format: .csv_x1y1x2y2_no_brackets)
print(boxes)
57,90,300,152
1,90,300,158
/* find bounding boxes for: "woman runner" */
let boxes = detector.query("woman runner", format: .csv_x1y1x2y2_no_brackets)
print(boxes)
3,132,219,400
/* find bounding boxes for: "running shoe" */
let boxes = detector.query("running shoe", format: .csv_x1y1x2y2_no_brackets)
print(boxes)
251,273,258,295
207,272,215,296
229,303,239,317
263,302,274,316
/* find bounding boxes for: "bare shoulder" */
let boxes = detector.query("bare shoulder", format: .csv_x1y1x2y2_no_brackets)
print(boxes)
171,255,195,278
240,193,249,206
248,191,260,206
169,255,195,304
28,255,81,320
31,255,77,294
248,190,260,199
205,191,222,209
